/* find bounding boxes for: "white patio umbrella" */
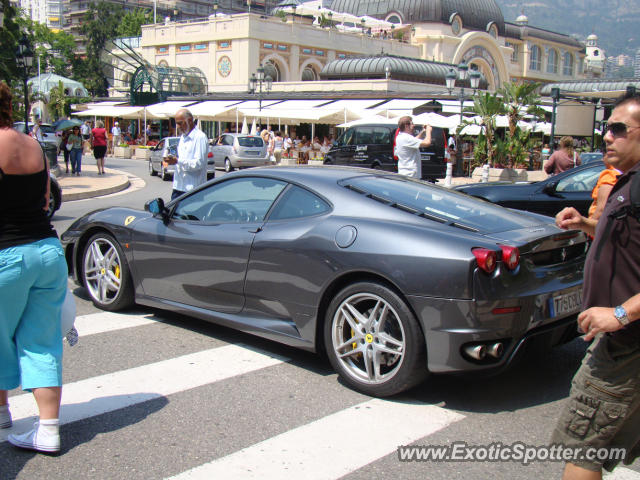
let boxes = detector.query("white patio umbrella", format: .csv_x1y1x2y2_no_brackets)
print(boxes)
250,118,257,135
241,117,249,134
412,112,459,129
459,124,483,136
337,115,397,128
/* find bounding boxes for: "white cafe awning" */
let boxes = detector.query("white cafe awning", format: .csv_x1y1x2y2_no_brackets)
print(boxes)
73,105,145,118
144,101,197,119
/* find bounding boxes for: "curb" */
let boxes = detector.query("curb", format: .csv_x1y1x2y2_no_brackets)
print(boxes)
62,177,130,201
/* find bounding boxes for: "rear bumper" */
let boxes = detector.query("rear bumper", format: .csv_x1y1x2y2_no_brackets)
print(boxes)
231,155,270,168
408,284,582,373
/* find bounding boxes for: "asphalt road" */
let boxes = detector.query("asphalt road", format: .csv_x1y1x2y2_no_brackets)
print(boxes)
2,159,638,479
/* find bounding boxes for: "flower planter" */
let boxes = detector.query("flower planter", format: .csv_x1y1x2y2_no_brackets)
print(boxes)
114,146,131,159
471,167,528,183
134,148,151,160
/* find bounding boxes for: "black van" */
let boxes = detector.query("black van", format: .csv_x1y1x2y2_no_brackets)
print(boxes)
323,123,448,181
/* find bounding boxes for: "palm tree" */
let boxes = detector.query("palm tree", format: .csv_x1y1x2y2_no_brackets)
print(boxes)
469,92,504,167
499,81,546,167
47,80,68,120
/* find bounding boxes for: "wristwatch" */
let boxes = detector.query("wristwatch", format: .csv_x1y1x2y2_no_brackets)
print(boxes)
614,305,630,326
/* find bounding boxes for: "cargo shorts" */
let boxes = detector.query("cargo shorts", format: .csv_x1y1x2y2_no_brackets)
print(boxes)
551,333,640,472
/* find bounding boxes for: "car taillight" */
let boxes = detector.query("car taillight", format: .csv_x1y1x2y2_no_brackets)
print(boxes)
208,152,213,158
500,245,520,270
472,248,497,274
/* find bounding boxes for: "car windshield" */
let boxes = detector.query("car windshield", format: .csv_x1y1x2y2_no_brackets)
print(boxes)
237,136,263,147
342,176,546,233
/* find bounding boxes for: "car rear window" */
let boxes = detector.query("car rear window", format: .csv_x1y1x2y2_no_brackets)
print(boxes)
341,176,546,233
237,136,264,147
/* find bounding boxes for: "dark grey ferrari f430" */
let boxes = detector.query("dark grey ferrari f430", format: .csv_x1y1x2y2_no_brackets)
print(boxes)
61,166,587,396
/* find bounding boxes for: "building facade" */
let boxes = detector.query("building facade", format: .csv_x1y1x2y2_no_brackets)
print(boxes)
108,0,589,99
18,0,64,30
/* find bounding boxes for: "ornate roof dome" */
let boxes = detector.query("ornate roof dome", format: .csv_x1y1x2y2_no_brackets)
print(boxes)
329,0,505,34
515,13,528,25
587,33,598,41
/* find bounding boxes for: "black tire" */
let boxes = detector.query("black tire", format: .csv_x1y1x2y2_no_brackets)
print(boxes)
81,232,134,311
207,172,215,180
47,179,61,219
224,158,234,173
161,165,171,181
324,282,428,397
149,160,157,176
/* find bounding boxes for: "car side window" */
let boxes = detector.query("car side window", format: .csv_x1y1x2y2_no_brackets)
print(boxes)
223,135,234,146
173,177,287,223
556,166,601,192
268,185,330,220
339,129,355,146
371,127,391,145
354,127,374,145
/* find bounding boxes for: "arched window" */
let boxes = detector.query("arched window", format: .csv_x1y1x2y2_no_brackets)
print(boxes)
529,45,541,71
546,49,558,74
263,61,281,82
301,66,317,81
386,14,401,24
563,52,574,76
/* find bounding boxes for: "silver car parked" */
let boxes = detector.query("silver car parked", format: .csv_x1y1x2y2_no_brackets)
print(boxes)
149,136,215,181
209,133,270,172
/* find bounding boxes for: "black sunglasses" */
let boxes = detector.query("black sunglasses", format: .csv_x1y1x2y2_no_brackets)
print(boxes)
606,122,640,137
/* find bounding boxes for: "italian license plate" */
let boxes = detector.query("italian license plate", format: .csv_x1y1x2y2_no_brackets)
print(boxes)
245,151,260,156
549,290,582,317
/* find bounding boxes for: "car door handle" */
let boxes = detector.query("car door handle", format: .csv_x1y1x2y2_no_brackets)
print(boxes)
248,227,262,233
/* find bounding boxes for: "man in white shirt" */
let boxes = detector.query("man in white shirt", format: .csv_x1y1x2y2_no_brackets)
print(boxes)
111,122,121,153
394,116,432,178
165,108,208,201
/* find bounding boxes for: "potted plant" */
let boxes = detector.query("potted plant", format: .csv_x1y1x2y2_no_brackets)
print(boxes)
114,142,131,158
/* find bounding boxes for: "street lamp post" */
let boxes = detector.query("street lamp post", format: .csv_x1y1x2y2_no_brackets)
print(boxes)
446,62,481,176
213,1,218,17
16,34,34,134
248,64,272,112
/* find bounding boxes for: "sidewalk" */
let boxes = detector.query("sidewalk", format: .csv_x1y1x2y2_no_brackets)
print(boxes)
56,158,130,201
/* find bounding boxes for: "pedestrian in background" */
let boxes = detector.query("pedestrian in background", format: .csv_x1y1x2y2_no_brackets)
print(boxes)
111,122,121,151
81,120,91,153
67,126,83,176
544,136,581,175
0,81,68,454
59,129,71,173
91,120,108,175
165,109,208,201
394,116,432,178
552,91,640,479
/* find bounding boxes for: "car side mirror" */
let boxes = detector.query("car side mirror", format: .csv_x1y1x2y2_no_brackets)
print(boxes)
543,181,559,196
145,198,169,222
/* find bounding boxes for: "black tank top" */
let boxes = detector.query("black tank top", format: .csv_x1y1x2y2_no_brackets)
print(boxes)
0,153,57,250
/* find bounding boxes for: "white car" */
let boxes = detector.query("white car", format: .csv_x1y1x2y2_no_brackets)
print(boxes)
209,133,270,172
13,122,61,149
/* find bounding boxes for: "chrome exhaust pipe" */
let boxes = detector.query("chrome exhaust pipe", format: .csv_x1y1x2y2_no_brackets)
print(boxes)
487,342,504,358
464,344,486,361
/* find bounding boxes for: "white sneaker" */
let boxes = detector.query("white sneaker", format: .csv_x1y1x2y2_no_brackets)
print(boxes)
0,406,11,429
8,421,60,453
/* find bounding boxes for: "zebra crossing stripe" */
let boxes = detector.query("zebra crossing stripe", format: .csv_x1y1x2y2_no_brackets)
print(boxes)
605,468,640,480
167,398,465,480
73,311,158,337
1,344,288,443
